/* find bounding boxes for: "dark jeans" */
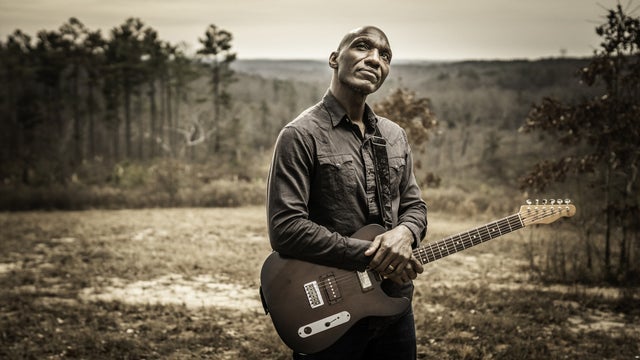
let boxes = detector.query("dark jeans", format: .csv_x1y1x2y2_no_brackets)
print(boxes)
292,309,417,360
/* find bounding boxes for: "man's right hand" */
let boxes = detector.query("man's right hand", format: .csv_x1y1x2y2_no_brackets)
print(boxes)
386,255,423,284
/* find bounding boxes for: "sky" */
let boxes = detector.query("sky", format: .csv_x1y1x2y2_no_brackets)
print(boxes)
0,0,631,61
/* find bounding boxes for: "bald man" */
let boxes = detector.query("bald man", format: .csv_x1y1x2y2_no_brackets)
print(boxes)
267,26,427,359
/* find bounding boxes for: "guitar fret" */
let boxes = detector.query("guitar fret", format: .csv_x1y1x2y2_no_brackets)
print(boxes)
441,239,453,256
436,241,444,259
479,226,490,242
417,248,426,264
429,246,437,262
460,233,468,250
462,231,472,249
453,234,465,252
487,221,501,239
473,228,482,246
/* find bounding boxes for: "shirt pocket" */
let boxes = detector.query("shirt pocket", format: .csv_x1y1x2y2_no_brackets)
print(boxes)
317,154,357,199
388,156,406,192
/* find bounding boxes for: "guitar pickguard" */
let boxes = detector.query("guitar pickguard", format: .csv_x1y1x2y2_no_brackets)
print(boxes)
298,311,351,338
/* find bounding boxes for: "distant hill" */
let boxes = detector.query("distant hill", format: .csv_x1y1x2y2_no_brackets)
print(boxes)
229,57,598,191
231,57,595,126
231,57,593,99
231,59,331,84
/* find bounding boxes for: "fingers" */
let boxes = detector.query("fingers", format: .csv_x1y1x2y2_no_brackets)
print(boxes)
365,226,414,275
387,257,424,284
382,257,409,278
365,227,422,282
364,236,381,257
410,256,424,275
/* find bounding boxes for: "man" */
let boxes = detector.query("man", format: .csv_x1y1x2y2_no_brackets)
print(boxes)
266,26,428,359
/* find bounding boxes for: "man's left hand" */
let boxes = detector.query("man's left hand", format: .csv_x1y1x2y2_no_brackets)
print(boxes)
364,225,424,282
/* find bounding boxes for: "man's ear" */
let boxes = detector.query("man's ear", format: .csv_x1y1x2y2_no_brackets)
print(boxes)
329,51,339,69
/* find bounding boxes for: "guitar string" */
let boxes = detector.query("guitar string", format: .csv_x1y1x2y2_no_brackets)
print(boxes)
310,207,570,290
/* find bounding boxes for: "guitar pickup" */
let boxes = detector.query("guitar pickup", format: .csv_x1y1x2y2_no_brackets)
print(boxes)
356,270,374,292
320,273,342,304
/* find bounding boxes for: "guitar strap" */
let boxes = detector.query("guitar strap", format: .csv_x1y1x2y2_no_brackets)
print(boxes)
371,124,394,230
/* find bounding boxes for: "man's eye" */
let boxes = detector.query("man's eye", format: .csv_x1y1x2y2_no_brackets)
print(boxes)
356,42,369,50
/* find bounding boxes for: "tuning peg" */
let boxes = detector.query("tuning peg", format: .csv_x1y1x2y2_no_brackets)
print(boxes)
564,199,571,205
542,199,548,205
550,199,556,205
526,199,532,205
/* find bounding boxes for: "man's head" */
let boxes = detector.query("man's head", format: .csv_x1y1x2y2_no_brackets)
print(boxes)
329,26,392,95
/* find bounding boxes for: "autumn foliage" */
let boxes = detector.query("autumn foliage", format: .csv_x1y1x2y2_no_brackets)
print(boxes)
373,88,439,147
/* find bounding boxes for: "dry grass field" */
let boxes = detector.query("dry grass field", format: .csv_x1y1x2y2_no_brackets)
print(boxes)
1,206,638,359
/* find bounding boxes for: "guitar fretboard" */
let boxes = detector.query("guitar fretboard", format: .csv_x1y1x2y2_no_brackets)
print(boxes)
413,213,524,264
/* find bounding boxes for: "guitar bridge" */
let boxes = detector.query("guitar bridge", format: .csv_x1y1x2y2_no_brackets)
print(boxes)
303,281,324,309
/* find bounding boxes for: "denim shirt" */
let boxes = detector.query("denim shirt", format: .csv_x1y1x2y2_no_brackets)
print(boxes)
267,90,427,272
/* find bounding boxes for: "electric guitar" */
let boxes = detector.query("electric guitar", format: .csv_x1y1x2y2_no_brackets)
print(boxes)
260,200,576,354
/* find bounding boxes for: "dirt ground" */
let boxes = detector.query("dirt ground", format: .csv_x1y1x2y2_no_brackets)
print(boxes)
1,207,638,359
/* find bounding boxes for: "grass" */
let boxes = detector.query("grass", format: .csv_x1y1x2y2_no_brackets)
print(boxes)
0,207,638,359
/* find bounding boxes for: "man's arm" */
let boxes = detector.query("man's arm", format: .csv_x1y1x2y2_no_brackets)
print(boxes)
267,126,373,271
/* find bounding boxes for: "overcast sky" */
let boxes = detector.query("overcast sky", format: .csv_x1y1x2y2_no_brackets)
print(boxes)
0,0,629,61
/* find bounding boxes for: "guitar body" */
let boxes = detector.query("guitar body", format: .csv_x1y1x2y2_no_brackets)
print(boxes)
260,224,410,354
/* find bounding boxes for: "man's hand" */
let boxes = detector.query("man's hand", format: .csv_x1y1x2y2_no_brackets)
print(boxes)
364,225,424,283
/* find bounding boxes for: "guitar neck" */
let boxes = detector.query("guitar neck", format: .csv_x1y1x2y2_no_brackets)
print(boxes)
413,213,523,265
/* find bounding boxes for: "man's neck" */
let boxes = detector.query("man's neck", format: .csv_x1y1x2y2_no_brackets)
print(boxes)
329,83,368,124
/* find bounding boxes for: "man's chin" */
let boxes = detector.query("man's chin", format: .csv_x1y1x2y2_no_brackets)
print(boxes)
347,81,380,95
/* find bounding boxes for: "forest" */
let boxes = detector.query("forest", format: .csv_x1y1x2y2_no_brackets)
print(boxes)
0,5,638,294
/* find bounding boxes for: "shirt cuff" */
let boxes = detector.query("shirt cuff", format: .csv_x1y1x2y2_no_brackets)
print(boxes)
344,237,375,271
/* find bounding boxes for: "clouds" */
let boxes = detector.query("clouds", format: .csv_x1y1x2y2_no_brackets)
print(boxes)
0,0,621,60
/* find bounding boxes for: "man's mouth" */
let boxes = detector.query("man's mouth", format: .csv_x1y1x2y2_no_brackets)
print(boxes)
358,68,379,82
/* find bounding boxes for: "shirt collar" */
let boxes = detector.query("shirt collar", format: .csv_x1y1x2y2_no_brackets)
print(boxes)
322,90,379,129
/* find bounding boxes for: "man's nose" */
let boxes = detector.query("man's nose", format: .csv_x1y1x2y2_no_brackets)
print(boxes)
365,49,381,68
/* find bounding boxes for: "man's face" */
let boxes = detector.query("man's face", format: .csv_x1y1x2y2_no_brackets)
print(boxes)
331,27,392,95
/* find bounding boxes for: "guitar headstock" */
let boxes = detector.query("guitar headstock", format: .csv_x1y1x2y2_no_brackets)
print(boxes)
519,198,576,226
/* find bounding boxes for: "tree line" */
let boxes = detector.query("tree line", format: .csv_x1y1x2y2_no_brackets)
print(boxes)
0,17,236,185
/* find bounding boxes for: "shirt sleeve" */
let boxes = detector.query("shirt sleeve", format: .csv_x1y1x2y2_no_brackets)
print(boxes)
266,126,372,271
